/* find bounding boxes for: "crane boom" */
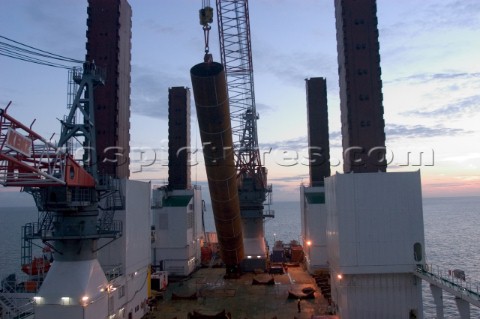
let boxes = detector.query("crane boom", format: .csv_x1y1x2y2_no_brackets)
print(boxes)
217,0,260,158
216,0,273,271
216,0,269,198
216,0,260,168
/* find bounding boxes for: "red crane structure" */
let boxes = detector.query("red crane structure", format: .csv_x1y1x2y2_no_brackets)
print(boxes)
0,103,94,188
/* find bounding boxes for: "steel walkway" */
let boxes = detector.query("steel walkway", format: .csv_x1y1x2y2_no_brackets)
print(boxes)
415,265,480,309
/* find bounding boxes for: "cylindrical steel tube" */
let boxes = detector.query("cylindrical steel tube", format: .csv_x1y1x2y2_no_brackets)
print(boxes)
190,62,244,267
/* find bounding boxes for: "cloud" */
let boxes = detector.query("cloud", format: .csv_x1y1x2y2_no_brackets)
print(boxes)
138,19,177,35
256,102,274,114
131,65,191,119
22,1,86,60
386,123,468,139
441,153,480,163
260,131,342,152
427,0,480,30
328,131,342,148
425,180,480,189
260,136,308,151
380,0,480,39
386,72,480,85
255,47,338,91
259,122,467,155
403,95,480,118
267,176,310,197
269,174,309,183
385,72,480,118
378,1,480,69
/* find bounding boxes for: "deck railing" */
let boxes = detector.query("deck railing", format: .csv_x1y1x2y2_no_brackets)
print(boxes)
416,264,480,307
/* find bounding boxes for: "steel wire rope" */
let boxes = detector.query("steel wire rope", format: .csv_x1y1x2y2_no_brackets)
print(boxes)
0,34,83,63
0,41,79,63
0,47,74,69
0,34,84,69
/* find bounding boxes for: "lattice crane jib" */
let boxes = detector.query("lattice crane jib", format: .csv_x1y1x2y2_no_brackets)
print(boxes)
58,61,105,184
216,0,269,204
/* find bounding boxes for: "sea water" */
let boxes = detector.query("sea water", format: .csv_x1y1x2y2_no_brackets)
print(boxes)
1,196,479,318
421,196,480,318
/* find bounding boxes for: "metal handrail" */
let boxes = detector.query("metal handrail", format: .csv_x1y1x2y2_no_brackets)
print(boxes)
1,275,36,319
416,264,480,302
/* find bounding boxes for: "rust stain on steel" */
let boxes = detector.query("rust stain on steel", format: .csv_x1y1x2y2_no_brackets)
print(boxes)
190,62,244,266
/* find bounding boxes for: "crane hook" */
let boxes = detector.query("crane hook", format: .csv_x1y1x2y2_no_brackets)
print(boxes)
199,4,214,63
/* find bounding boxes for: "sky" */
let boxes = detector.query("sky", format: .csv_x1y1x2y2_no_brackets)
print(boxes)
0,0,479,206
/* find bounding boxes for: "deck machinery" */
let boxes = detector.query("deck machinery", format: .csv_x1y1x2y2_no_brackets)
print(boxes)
193,0,273,274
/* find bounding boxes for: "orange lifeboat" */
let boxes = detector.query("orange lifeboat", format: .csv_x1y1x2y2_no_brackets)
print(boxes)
21,257,51,276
